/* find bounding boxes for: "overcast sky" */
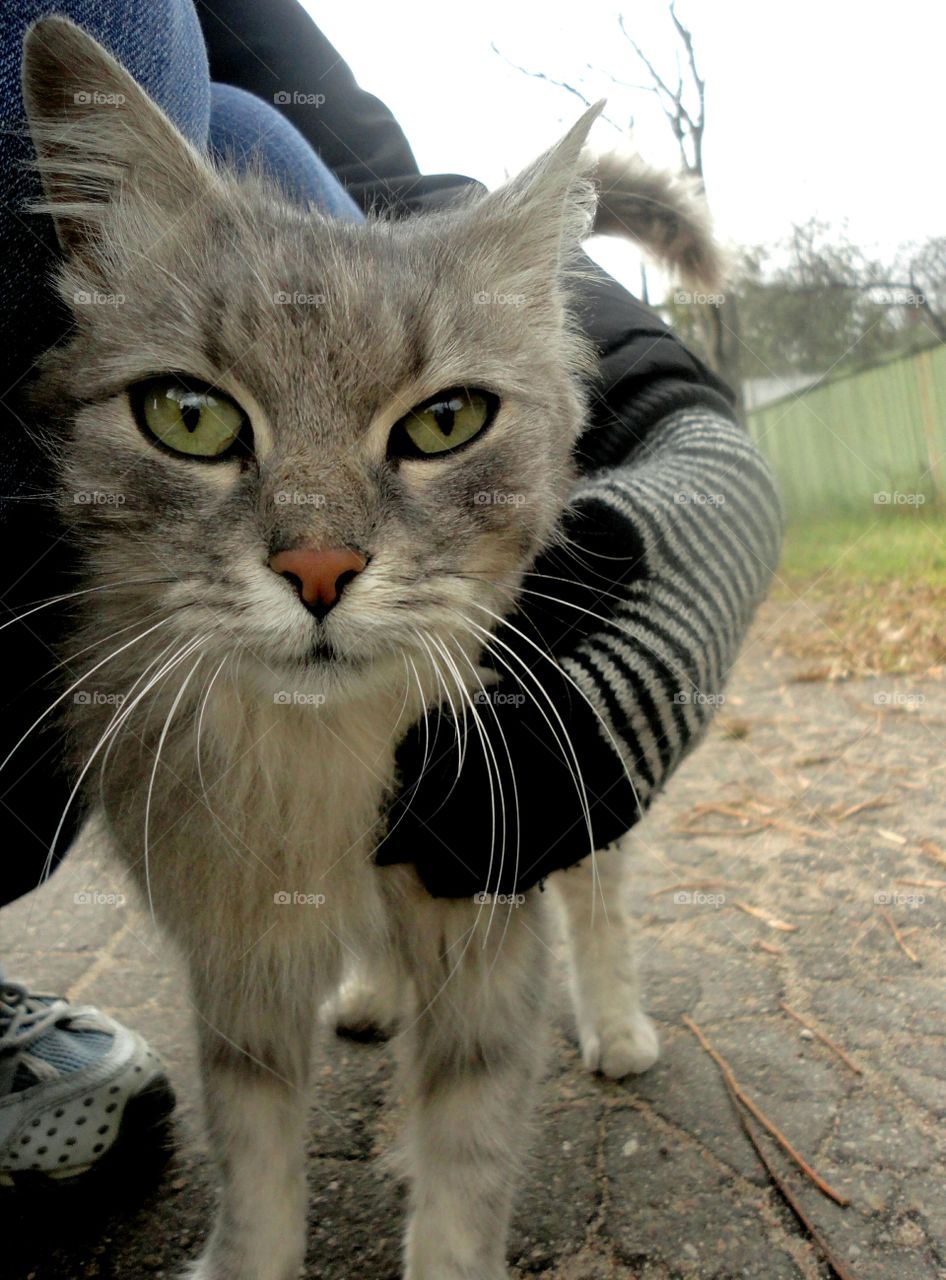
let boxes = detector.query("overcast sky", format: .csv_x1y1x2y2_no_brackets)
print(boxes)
307,0,942,295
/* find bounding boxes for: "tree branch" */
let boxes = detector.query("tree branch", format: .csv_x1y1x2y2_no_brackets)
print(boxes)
617,9,703,176
490,43,625,131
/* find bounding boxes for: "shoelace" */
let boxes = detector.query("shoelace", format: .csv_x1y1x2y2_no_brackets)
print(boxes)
0,981,71,1054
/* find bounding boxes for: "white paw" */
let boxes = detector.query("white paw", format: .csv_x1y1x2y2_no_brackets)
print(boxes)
579,1009,660,1078
182,1252,303,1280
180,1260,213,1280
405,1269,509,1280
405,1262,509,1280
325,976,400,1040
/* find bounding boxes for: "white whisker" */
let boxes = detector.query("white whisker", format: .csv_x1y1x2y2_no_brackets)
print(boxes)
96,634,186,812
195,653,231,815
0,575,176,636
450,610,596,857
434,633,522,959
462,599,641,821
143,644,209,927
412,630,463,782
0,613,178,785
35,631,206,897
515,585,701,695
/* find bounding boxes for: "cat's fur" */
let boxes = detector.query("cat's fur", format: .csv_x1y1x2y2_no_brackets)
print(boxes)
21,18,717,1279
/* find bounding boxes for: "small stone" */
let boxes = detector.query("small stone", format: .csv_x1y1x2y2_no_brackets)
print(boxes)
682,1242,699,1258
799,1029,814,1040
622,1138,639,1157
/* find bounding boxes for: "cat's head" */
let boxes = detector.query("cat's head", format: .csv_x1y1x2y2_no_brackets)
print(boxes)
23,17,601,704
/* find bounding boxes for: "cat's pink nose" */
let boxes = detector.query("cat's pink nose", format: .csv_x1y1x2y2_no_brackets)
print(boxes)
269,546,366,617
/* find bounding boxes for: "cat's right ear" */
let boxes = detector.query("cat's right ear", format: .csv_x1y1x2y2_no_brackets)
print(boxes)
21,16,215,264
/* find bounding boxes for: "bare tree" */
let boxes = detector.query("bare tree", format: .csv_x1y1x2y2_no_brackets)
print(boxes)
617,5,705,177
616,5,741,393
493,5,741,393
669,220,945,388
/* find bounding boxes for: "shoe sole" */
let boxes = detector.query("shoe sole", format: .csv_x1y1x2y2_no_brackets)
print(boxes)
0,1074,176,1192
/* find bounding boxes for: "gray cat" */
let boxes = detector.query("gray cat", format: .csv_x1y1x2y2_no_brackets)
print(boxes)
22,17,719,1280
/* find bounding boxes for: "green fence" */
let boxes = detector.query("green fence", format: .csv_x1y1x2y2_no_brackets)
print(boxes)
746,344,946,518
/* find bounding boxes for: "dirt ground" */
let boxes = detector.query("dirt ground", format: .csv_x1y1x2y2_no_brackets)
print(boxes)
4,592,945,1280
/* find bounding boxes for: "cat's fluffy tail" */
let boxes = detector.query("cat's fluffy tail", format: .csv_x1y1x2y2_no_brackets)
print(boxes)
586,150,724,289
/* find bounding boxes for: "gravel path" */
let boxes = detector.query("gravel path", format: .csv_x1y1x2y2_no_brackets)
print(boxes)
5,597,945,1280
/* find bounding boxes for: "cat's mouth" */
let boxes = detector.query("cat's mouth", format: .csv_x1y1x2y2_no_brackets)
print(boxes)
309,635,344,665
303,630,373,670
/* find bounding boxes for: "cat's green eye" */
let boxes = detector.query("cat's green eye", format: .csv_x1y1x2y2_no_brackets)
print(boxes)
389,387,499,459
131,377,247,459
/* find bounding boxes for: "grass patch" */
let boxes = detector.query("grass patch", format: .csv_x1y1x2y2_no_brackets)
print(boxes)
772,511,946,678
778,510,946,587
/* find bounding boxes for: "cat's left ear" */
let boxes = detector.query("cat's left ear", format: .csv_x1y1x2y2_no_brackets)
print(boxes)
21,16,216,266
467,101,605,277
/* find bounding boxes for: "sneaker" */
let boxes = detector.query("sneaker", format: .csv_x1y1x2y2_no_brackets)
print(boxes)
0,976,175,1186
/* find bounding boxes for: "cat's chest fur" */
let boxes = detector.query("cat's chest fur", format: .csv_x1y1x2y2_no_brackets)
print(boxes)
204,688,402,858
101,673,418,958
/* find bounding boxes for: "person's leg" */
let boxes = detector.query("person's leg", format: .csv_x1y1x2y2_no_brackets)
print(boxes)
209,82,363,217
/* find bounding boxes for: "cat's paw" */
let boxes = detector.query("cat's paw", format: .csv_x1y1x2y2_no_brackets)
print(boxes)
579,1009,659,1078
179,1259,214,1280
404,1255,509,1280
182,1253,302,1280
325,975,401,1041
405,1269,509,1280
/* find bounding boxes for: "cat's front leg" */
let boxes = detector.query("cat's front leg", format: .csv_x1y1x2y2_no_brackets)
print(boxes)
553,853,659,1079
184,950,317,1280
389,873,551,1280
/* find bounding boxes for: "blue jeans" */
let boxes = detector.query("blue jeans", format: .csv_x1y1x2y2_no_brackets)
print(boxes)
0,1,362,906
